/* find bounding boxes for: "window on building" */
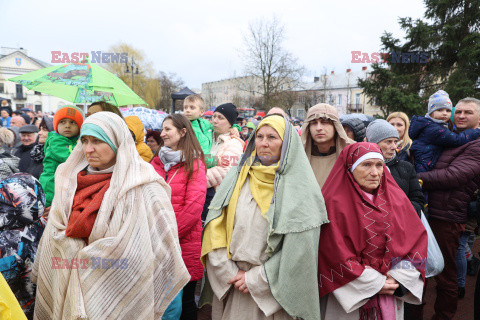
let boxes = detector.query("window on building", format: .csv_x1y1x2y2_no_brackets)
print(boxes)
16,84,23,97
34,91,41,95
328,94,335,105
35,104,42,112
337,94,342,105
16,104,24,110
355,93,361,107
0,83,4,93
297,109,305,119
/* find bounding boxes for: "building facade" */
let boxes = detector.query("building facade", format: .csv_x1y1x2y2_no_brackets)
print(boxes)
201,69,381,119
201,76,264,109
291,67,381,119
0,47,70,113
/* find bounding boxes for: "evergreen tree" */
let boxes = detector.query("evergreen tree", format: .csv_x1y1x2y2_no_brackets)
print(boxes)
359,0,480,118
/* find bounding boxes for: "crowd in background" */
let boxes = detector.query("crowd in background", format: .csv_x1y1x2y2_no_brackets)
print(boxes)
0,90,478,320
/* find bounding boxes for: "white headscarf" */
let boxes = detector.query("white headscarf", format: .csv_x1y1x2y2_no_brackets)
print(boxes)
32,112,189,319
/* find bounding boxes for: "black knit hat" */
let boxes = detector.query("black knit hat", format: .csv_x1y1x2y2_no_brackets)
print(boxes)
215,103,238,127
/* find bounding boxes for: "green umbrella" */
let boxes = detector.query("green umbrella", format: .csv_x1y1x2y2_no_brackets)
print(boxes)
8,60,146,106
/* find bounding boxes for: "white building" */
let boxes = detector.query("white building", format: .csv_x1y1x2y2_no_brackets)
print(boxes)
201,76,264,108
0,47,71,113
292,67,381,119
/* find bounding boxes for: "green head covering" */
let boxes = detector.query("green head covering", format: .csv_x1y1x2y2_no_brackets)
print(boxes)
80,123,118,154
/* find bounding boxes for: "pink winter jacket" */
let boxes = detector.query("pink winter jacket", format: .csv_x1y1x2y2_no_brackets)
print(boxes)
151,156,207,281
207,133,244,189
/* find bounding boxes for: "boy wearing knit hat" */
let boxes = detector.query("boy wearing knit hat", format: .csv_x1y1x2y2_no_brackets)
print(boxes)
409,90,480,172
39,105,84,207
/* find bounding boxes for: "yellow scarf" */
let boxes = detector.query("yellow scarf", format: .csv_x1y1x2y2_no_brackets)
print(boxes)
201,116,285,263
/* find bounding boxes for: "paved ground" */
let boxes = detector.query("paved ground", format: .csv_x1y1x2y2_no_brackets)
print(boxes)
198,240,479,320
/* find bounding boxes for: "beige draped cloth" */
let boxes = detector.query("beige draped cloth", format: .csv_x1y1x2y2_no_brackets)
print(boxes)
32,112,190,320
301,103,354,187
320,260,424,320
206,178,292,320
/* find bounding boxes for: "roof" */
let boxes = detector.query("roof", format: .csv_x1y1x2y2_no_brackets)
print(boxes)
0,51,51,68
171,87,196,100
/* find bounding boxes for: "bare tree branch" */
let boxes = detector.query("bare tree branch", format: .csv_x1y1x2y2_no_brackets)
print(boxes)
242,16,304,110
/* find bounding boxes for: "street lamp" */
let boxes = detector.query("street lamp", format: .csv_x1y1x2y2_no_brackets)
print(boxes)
125,57,139,91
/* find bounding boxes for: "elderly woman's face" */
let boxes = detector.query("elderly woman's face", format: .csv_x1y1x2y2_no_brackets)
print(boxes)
255,125,282,165
352,159,384,194
377,138,398,159
81,135,116,170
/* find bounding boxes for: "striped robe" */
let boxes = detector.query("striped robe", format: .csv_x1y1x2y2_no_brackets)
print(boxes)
31,112,189,320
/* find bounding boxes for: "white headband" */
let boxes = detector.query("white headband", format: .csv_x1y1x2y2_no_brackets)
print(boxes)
350,152,384,173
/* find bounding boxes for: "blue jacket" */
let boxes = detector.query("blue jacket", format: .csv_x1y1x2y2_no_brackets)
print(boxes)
409,115,480,172
1,117,11,128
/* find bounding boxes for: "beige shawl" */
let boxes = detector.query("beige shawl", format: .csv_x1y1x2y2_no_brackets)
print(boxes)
32,112,189,320
301,103,354,186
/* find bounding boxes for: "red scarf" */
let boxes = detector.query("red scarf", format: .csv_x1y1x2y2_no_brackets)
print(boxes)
65,171,112,240
318,142,427,297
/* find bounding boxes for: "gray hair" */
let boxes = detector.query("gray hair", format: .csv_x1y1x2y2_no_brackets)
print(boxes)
456,97,480,114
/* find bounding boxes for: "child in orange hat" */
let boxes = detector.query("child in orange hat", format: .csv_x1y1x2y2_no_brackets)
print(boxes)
39,105,84,207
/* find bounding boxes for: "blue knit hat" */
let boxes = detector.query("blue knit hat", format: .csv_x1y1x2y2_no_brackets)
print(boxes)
428,90,452,115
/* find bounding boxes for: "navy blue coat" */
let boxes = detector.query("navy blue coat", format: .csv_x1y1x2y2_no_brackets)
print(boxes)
409,115,480,173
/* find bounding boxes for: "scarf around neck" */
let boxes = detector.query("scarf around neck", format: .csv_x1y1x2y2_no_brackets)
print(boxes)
30,144,45,162
384,151,396,165
65,170,112,240
158,146,183,172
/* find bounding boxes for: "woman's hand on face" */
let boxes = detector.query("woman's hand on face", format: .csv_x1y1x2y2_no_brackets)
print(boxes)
228,270,249,294
378,275,399,295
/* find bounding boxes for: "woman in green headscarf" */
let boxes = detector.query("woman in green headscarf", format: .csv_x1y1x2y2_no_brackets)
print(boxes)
201,115,329,320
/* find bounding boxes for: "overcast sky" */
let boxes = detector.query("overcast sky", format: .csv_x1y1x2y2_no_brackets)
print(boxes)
1,0,426,89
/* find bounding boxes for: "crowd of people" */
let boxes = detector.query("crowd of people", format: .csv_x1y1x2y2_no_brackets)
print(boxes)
0,90,479,320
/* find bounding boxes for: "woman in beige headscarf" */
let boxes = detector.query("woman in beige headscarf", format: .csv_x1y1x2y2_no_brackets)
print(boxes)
32,112,189,320
301,103,354,187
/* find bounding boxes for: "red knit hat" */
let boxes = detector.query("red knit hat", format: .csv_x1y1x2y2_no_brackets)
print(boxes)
53,105,84,133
